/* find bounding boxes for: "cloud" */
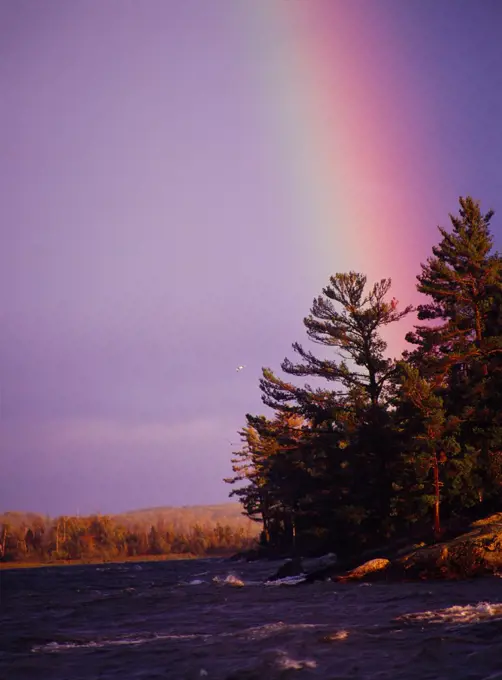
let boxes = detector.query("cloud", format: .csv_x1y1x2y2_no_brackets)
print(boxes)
52,417,224,449
1,415,233,460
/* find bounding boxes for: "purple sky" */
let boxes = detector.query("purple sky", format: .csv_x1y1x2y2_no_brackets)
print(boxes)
2,1,502,516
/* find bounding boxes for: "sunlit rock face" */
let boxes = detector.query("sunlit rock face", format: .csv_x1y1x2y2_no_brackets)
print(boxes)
334,558,391,582
392,516,502,580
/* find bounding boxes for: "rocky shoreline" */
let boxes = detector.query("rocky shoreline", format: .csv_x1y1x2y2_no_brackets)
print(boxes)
262,514,502,584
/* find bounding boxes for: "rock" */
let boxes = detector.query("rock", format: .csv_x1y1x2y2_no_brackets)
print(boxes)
395,542,426,557
263,515,502,585
268,557,304,581
327,515,502,583
229,549,261,562
295,553,339,584
391,515,502,580
303,552,337,572
471,512,502,527
334,558,391,582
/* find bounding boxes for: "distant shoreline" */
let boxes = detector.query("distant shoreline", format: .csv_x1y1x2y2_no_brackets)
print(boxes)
0,552,233,572
0,504,258,567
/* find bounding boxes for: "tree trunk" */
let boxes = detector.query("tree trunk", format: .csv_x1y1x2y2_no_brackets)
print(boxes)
433,454,441,538
474,304,488,376
0,526,7,557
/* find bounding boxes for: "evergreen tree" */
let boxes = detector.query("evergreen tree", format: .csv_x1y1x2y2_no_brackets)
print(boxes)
395,364,465,537
225,416,279,547
277,272,412,407
407,197,502,509
256,273,413,551
226,206,502,557
407,196,501,379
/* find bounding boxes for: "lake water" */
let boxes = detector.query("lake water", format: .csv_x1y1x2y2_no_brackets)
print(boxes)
2,557,502,679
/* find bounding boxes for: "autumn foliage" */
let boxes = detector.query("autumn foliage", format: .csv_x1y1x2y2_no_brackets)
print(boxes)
0,504,258,564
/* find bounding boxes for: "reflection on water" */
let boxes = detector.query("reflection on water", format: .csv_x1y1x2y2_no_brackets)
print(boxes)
2,558,502,679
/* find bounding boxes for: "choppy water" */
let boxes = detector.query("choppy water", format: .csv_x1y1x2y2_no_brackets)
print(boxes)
2,558,502,679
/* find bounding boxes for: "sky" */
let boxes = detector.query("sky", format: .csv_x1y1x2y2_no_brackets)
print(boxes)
1,0,502,516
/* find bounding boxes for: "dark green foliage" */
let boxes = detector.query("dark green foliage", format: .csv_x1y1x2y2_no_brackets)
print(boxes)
228,272,414,556
226,197,502,557
407,196,502,377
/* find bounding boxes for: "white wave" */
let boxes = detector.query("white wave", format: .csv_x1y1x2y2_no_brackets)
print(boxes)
397,602,502,626
95,564,142,572
264,574,307,586
32,632,207,653
212,574,245,587
273,650,317,670
187,579,205,585
242,622,326,641
321,629,349,641
33,621,329,654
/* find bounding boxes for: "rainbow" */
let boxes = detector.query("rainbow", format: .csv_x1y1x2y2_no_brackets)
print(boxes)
243,1,444,356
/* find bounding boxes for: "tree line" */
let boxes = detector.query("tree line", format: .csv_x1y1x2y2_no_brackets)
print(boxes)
0,512,257,564
226,197,502,558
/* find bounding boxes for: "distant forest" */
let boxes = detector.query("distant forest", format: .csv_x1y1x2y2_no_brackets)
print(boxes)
0,504,258,564
226,197,502,558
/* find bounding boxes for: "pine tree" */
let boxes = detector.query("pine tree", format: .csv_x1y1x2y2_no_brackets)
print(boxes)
408,196,501,379
406,197,502,510
396,364,465,537
279,272,412,406
225,418,274,544
258,272,413,549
